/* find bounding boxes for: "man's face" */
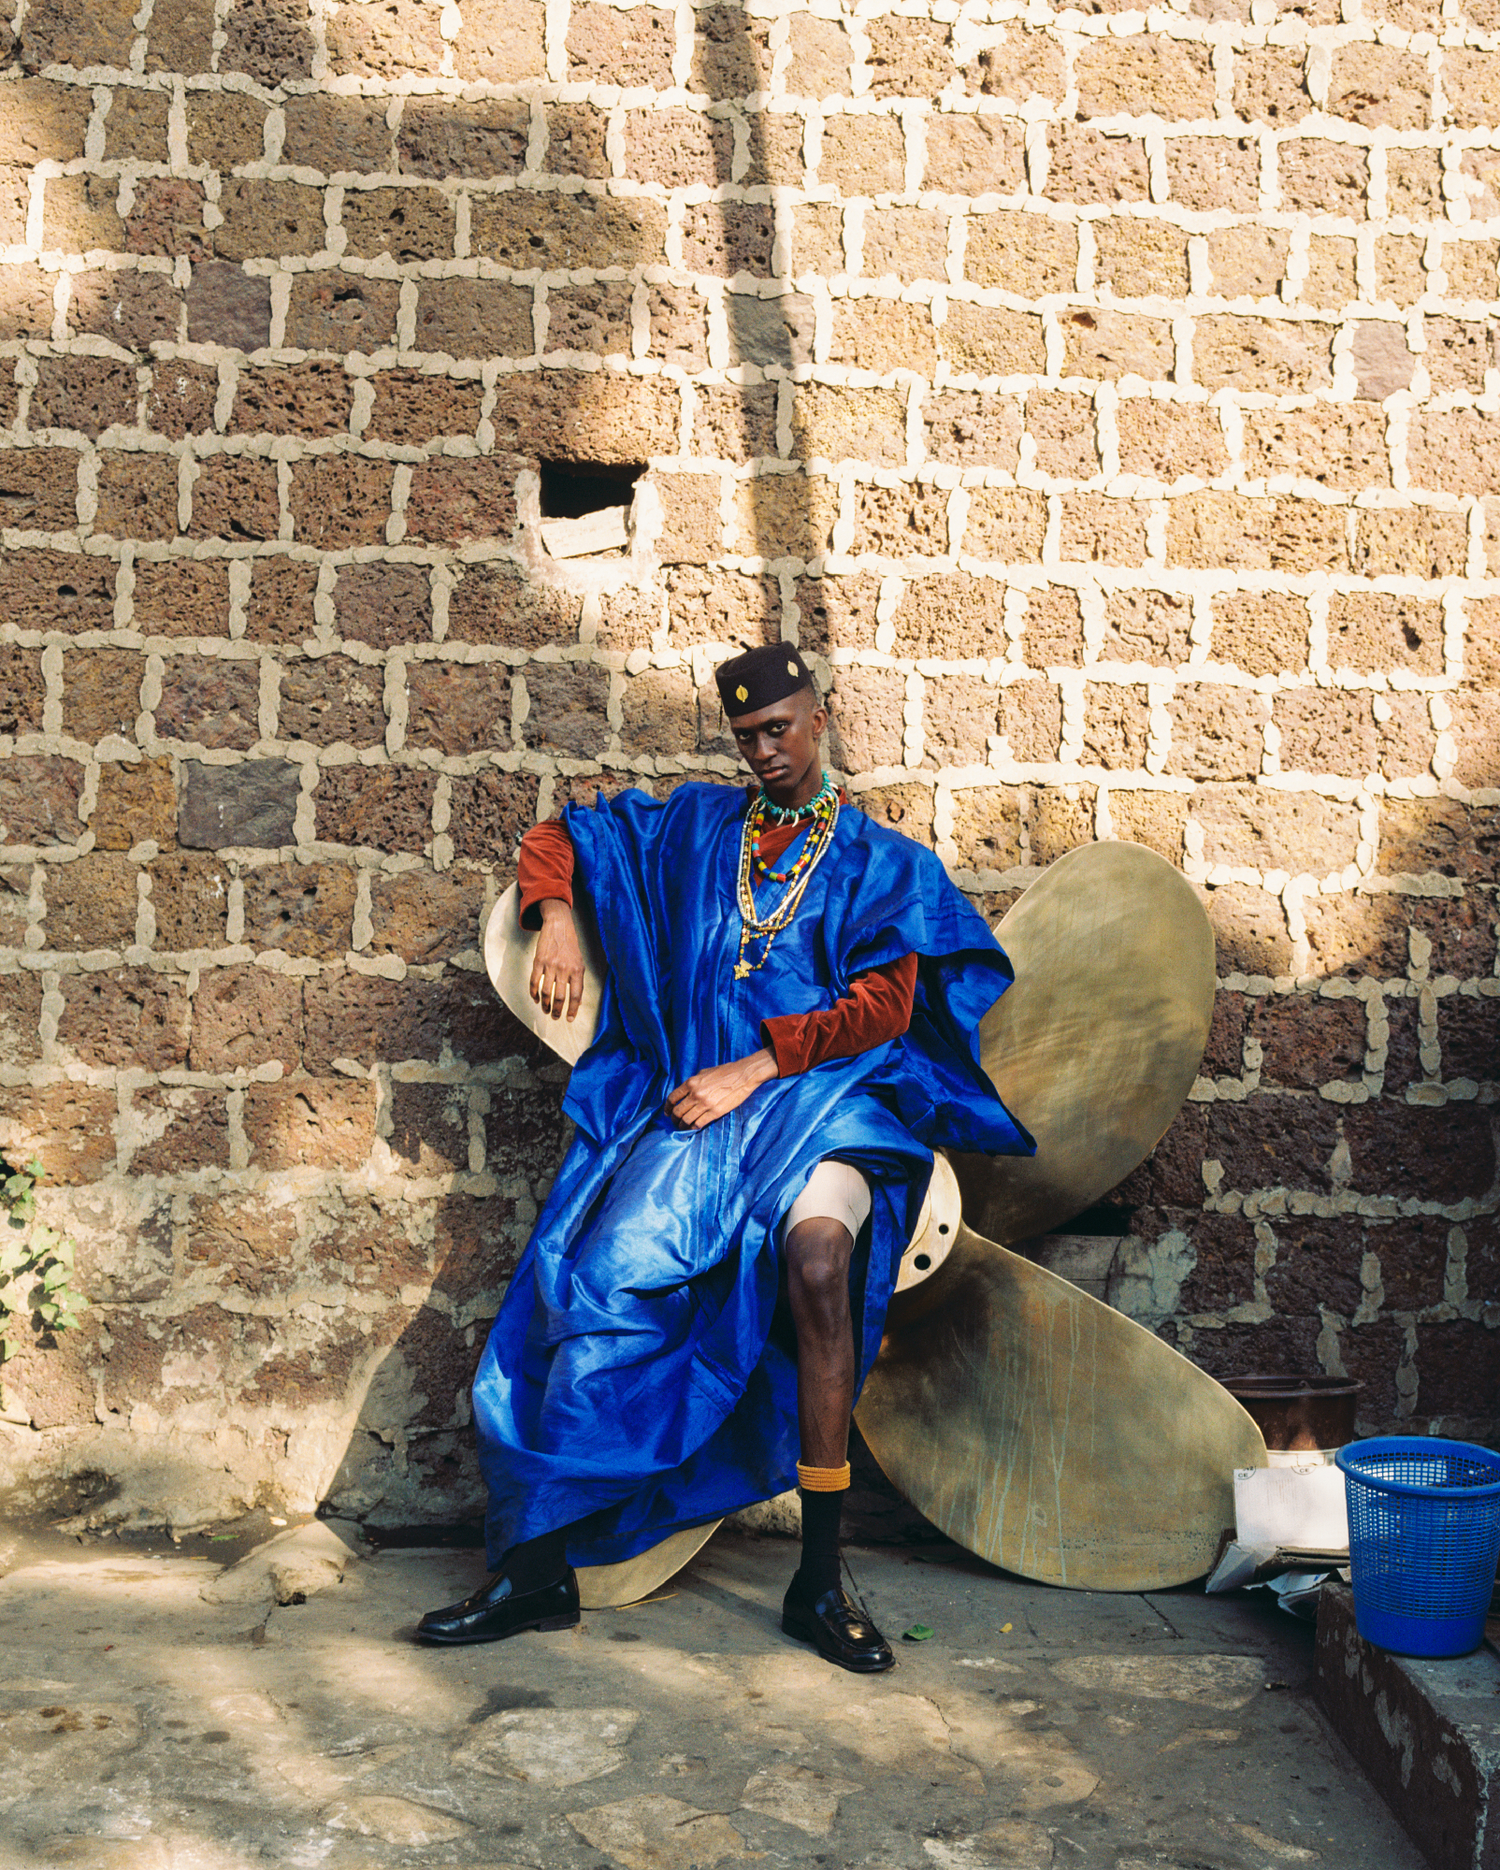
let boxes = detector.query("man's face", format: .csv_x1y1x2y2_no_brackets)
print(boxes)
728,689,829,805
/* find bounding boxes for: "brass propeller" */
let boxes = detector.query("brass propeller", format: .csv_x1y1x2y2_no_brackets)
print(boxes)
484,842,1266,1606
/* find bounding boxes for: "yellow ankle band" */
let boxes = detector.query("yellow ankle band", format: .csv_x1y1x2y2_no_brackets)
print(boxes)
796,1461,851,1493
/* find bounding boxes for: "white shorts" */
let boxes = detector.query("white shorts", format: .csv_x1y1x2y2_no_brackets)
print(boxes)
781,1159,872,1245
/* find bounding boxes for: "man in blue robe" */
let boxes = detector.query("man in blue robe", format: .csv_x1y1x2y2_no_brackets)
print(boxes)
417,645,1032,1670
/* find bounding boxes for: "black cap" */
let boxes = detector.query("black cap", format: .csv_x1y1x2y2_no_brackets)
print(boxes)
714,644,813,718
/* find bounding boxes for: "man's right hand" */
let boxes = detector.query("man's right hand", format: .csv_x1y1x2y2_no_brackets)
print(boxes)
530,900,585,1021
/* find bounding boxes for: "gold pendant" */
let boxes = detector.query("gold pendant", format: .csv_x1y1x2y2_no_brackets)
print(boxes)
734,962,751,979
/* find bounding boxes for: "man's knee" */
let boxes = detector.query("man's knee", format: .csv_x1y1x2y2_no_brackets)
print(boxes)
786,1218,853,1309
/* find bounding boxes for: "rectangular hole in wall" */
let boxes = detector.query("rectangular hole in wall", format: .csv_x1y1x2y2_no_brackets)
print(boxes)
537,461,646,561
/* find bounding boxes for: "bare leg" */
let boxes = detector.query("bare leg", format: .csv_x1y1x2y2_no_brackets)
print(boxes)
785,1215,856,1467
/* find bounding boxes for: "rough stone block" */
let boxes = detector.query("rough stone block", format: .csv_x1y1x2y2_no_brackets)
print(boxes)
1115,399,1225,483
883,571,1003,660
210,182,319,266
186,263,272,352
447,768,539,865
388,1081,470,1175
623,107,731,190
964,212,1076,295
1380,798,1499,881
1026,390,1097,480
735,473,838,560
1167,139,1260,215
0,1083,116,1185
1209,593,1308,675
42,852,138,950
405,662,511,755
0,79,92,163
1252,994,1367,1090
178,759,298,850
941,302,1045,375
791,384,905,468
784,12,849,93
132,559,230,639
62,647,140,742
1167,493,1348,573
1278,140,1367,219
565,1,672,85
0,447,78,530
862,207,949,284
241,860,355,958
315,764,434,853
1076,37,1214,119
1192,784,1359,876
1194,315,1331,394
852,482,949,558
90,758,173,852
545,281,632,359
666,566,776,649
1345,1102,1494,1199
950,785,1025,871
924,674,998,765
1274,690,1376,779
973,26,1065,104
145,0,215,69
1101,590,1193,666
1448,690,1500,788
829,300,937,374
286,273,398,353
340,185,454,263
397,98,528,182
1061,308,1173,382
1327,591,1443,674
922,115,1024,195
325,0,442,76
447,562,576,650
865,14,953,97
367,371,485,445
827,666,908,771
1058,493,1149,566
1207,1092,1340,1192
516,662,608,758
149,852,230,949
473,190,664,271
681,200,776,277
0,646,45,737
95,452,181,541
20,0,136,69
121,179,208,261
413,279,532,361
369,865,485,962
1328,45,1430,129
278,655,385,749
146,360,218,440
543,103,610,179
188,457,280,540
1110,790,1188,863
43,174,126,253
1044,126,1149,204
1408,409,1500,496
620,668,696,757
1168,684,1265,780
404,458,515,545
190,962,302,1071
185,90,267,169
58,966,190,1071
156,656,261,751
220,0,314,84
965,488,1047,561
1082,682,1150,768
1242,405,1389,490
288,456,392,546
922,390,1021,471
68,268,178,350
1205,225,1287,300
243,1078,374,1171
0,756,83,847
818,116,905,196
0,549,113,633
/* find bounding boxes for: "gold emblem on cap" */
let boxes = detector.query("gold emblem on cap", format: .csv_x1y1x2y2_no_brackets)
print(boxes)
787,660,798,676
736,684,748,702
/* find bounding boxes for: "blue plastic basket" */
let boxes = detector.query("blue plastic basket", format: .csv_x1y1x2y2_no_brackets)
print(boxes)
1336,1437,1500,1658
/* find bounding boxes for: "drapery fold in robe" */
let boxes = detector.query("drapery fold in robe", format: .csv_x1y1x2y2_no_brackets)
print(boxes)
472,782,1034,1569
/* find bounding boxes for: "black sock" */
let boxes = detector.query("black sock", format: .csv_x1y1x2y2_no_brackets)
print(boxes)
499,1525,569,1592
797,1488,845,1600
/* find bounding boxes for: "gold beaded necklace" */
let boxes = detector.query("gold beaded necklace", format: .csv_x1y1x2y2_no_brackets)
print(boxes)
734,780,840,980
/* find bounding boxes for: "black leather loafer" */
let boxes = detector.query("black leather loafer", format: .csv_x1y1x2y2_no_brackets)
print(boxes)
415,1568,580,1646
781,1577,895,1673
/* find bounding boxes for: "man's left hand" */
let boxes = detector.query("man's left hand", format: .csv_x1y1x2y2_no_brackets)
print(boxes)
668,1050,779,1129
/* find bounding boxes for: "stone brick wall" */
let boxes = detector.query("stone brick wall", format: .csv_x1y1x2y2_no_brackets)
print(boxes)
0,0,1494,1530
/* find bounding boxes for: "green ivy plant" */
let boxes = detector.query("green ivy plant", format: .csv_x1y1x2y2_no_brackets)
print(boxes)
1,1154,85,1362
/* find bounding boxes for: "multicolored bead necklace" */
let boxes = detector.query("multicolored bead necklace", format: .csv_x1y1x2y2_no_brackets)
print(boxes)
734,774,840,979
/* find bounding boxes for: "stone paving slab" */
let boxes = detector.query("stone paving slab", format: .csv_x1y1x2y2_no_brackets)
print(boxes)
0,1526,1426,1870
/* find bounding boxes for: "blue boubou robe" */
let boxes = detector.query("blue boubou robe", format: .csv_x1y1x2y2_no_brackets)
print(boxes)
471,782,1033,1568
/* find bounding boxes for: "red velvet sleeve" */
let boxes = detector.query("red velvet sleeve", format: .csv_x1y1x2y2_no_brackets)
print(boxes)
517,818,575,931
761,952,918,1077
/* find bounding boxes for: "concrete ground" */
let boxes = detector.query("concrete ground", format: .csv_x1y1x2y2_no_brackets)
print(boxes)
0,1521,1424,1870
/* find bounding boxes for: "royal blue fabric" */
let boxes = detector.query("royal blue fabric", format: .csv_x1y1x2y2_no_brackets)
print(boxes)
471,782,1033,1568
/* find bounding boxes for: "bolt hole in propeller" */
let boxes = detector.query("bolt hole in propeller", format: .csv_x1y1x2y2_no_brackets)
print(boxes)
483,841,1267,1605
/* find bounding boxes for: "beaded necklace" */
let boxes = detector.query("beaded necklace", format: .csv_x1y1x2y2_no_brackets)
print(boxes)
734,774,840,980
